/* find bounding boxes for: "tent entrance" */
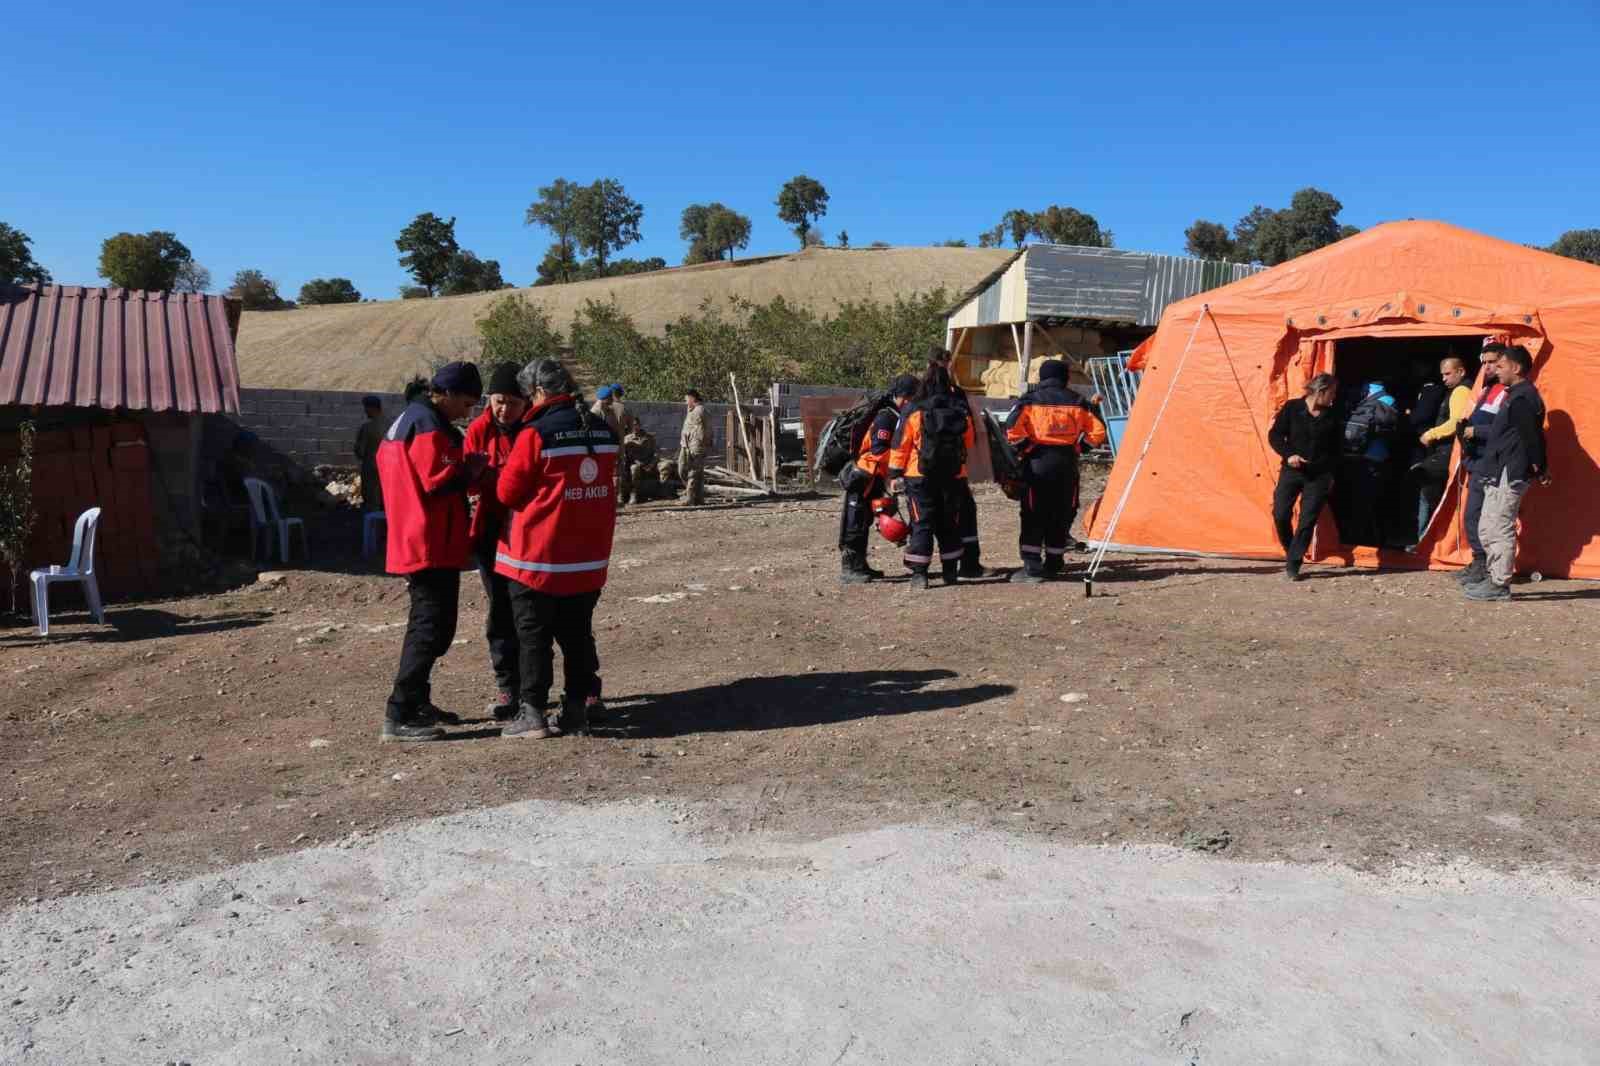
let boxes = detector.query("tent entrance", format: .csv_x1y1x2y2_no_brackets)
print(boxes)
1325,334,1483,551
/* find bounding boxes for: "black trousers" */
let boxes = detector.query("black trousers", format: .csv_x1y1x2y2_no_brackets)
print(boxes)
1462,472,1487,559
473,543,519,697
955,478,981,567
903,478,963,573
837,472,882,553
1018,449,1077,574
1273,468,1334,564
387,568,461,720
507,584,602,710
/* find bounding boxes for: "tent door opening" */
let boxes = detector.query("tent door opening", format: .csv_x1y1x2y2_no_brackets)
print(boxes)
1327,334,1483,551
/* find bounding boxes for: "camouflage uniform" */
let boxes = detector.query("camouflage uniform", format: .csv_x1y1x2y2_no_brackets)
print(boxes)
622,425,659,502
679,403,709,505
590,398,631,506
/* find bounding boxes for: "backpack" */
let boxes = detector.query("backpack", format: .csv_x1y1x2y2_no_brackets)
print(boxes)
814,392,892,480
917,399,969,480
1341,392,1400,455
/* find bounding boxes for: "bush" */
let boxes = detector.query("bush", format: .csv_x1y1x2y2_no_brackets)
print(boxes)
476,293,563,376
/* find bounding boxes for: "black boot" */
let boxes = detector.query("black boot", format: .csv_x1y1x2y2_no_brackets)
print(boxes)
907,570,929,590
380,709,444,743
485,691,518,721
502,701,560,740
942,562,961,587
839,549,874,585
553,696,590,736
1010,568,1046,584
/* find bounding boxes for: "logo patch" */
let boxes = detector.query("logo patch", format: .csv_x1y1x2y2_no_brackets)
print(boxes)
579,457,600,484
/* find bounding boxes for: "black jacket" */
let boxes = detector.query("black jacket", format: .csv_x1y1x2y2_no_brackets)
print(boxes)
1481,380,1548,482
1268,398,1341,476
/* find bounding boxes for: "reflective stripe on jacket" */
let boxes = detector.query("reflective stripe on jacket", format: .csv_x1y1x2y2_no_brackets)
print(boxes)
1003,384,1107,453
887,399,974,481
494,395,620,595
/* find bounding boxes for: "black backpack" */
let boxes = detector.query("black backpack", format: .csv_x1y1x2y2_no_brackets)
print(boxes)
1342,392,1400,455
814,392,892,479
918,399,969,480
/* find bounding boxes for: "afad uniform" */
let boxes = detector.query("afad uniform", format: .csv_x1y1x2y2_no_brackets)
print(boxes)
838,406,900,555
888,395,975,581
494,394,620,712
376,399,475,722
463,406,530,705
1003,382,1107,576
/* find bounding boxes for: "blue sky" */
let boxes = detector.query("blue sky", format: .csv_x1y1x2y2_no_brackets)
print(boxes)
6,0,1598,300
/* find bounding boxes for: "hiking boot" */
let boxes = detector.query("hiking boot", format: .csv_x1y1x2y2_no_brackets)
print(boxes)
584,694,607,727
942,564,961,587
907,571,929,590
502,702,560,739
1009,569,1045,584
1457,558,1488,585
485,691,518,721
380,713,444,743
1285,560,1304,582
553,698,590,736
418,702,462,726
958,563,997,579
1464,579,1511,602
839,555,873,584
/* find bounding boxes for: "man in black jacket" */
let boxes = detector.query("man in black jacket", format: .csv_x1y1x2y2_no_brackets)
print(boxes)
1465,346,1550,601
1269,373,1341,581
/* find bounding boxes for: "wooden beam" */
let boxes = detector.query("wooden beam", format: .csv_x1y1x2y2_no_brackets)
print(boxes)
1020,321,1034,395
728,374,758,480
1034,321,1088,370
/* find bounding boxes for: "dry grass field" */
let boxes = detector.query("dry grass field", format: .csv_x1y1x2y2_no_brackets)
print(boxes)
235,246,1013,390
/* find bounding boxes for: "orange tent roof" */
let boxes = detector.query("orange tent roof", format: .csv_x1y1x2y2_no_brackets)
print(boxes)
1088,220,1600,579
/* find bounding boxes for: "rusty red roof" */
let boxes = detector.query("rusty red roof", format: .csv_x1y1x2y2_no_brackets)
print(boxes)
0,284,242,414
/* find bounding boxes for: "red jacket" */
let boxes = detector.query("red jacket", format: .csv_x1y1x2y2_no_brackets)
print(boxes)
494,395,620,595
377,400,473,574
463,407,529,546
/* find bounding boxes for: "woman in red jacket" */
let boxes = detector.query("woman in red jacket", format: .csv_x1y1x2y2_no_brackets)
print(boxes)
463,363,531,719
494,359,620,738
376,361,486,742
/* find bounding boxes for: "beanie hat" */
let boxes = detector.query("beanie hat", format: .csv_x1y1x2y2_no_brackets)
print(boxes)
431,361,482,397
486,363,524,398
361,394,382,409
595,384,613,399
1038,359,1068,383
889,374,919,398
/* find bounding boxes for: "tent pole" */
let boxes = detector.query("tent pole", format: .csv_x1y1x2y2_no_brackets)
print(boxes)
1084,305,1212,598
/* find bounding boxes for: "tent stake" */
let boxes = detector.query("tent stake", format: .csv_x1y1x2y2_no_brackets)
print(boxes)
1084,304,1212,597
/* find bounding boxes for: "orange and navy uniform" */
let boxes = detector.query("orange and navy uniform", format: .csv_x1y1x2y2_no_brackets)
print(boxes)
886,401,975,482
856,407,900,480
1002,382,1106,574
887,396,974,572
1004,384,1107,454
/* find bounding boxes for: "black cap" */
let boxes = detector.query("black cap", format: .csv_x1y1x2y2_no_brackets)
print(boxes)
361,394,381,409
486,363,524,398
431,361,482,397
1038,359,1068,382
889,374,919,398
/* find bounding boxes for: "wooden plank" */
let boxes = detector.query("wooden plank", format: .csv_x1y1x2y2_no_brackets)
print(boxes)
729,375,757,480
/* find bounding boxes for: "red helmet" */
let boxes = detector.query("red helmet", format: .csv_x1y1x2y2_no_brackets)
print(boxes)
869,495,898,516
876,513,910,545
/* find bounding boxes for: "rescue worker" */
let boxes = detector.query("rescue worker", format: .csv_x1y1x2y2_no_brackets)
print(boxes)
376,361,487,742
463,363,530,720
679,389,710,505
622,418,660,503
929,345,995,578
888,362,975,589
1003,360,1107,582
495,358,620,738
353,395,385,513
840,374,919,583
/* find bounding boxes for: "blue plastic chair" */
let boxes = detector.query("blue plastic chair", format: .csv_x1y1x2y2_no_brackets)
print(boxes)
30,507,106,637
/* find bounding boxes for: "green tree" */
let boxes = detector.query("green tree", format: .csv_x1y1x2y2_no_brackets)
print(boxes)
226,269,293,310
837,230,850,248
680,203,720,264
0,223,51,286
596,256,667,277
534,243,580,286
776,175,829,248
1184,220,1239,261
440,251,507,296
705,205,752,261
395,212,459,296
572,179,643,272
1223,190,1356,266
174,261,211,293
299,277,362,304
977,224,1005,248
1549,228,1600,265
1031,206,1113,247
938,238,968,247
1000,209,1033,248
0,421,37,614
399,285,430,300
475,293,562,367
98,230,192,290
524,179,582,283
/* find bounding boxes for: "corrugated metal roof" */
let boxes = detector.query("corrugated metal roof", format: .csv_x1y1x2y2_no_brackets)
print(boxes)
0,285,242,414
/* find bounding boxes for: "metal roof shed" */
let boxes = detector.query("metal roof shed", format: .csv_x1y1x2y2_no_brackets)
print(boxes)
944,245,1261,397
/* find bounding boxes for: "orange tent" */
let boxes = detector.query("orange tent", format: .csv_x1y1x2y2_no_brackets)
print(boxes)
1086,220,1600,579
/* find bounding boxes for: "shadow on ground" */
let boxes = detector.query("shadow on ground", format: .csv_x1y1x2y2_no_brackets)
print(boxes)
0,608,270,647
596,668,1015,739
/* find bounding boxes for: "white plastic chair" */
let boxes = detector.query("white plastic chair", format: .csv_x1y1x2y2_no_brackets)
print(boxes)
30,507,106,637
361,511,386,558
243,477,308,563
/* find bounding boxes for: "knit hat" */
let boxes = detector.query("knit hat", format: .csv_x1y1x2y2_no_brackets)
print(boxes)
889,374,919,398
1038,359,1068,382
595,384,613,400
486,363,524,398
431,361,482,397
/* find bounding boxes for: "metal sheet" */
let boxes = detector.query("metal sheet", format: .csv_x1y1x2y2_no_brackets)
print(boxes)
0,285,242,413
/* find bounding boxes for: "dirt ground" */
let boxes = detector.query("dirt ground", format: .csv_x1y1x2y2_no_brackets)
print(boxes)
3,481,1598,905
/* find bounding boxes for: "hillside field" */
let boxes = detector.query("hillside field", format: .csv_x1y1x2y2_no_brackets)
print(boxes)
235,246,1013,390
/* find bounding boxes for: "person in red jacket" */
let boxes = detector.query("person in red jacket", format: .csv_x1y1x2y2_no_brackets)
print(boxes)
494,358,620,739
376,361,486,742
463,363,531,720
